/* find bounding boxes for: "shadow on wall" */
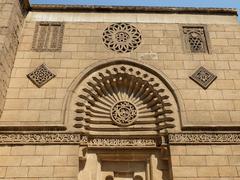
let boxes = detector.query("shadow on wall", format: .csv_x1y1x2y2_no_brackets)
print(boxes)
238,11,240,21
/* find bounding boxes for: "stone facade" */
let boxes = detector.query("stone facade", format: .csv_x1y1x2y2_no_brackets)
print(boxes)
0,0,28,117
171,145,240,179
0,2,239,180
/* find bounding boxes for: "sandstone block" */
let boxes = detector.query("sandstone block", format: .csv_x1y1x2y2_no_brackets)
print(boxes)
6,167,28,177
28,167,54,177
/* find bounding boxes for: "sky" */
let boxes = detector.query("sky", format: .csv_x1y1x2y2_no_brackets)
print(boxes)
30,0,240,20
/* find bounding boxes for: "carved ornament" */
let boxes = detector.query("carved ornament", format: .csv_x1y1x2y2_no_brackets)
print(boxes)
27,63,56,88
103,23,142,53
0,133,239,145
190,66,217,89
74,64,175,135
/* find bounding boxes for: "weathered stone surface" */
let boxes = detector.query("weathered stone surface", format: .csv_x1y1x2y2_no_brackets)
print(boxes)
0,1,239,179
0,0,25,117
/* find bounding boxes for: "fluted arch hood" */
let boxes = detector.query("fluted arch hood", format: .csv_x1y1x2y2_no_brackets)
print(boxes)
63,59,180,136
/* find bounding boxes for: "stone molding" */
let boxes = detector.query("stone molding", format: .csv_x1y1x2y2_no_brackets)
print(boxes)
88,137,158,148
0,132,240,145
31,5,238,16
169,133,240,145
0,133,87,145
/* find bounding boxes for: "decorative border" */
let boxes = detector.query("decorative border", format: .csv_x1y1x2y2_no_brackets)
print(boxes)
0,133,87,145
88,137,157,148
0,133,158,146
169,133,240,145
0,133,240,145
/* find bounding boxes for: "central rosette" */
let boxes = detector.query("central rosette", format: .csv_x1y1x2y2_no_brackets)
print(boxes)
111,101,137,126
115,32,130,43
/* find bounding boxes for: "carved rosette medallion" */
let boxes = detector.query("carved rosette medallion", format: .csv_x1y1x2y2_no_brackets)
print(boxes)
103,23,142,53
111,101,137,126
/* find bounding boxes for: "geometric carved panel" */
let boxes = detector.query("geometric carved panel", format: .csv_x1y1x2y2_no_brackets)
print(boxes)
102,23,142,53
32,21,64,52
182,25,210,53
27,64,56,88
190,66,217,89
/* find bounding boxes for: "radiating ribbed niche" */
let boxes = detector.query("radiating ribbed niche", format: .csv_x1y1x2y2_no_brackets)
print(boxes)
74,65,175,135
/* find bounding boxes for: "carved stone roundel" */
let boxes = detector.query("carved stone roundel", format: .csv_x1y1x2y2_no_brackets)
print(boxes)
111,101,137,126
102,23,142,53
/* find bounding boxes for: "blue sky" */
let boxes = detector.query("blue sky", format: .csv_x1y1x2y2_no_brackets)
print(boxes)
30,0,239,20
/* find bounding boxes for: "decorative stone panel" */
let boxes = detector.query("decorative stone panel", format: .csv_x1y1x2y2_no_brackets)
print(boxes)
75,65,175,134
32,21,64,52
27,64,56,88
190,66,217,89
102,23,142,53
0,133,239,145
180,25,210,53
63,59,180,136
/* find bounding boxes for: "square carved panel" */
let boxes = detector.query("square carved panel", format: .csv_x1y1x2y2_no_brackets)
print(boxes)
27,64,56,88
180,25,210,53
190,66,217,89
32,21,64,52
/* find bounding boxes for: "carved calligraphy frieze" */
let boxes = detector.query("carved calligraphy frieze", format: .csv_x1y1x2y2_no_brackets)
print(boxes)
0,133,239,145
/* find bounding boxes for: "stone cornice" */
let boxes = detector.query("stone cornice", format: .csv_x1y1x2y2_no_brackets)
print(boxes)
30,4,238,16
0,132,240,146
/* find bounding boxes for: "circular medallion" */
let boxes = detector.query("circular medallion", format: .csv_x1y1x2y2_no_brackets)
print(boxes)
111,101,137,126
102,23,142,53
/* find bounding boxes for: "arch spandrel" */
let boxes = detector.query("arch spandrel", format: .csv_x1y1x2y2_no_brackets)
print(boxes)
62,59,184,135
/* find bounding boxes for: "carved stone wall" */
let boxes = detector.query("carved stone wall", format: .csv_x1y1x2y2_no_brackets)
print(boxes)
0,0,26,117
78,149,172,180
0,4,239,179
63,60,179,135
0,145,79,179
171,145,240,179
1,13,239,129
